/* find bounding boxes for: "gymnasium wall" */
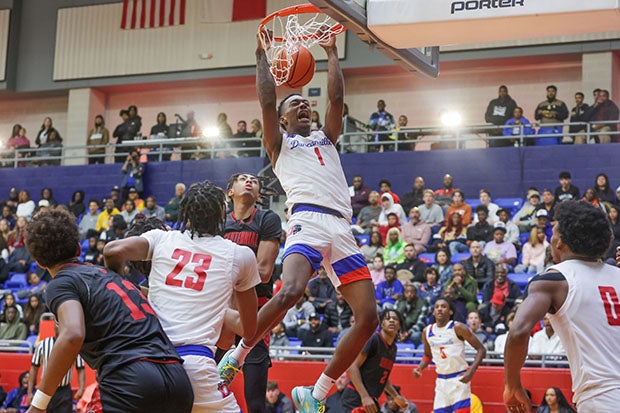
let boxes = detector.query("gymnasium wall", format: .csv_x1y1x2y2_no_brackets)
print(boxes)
0,9,9,82
0,94,68,145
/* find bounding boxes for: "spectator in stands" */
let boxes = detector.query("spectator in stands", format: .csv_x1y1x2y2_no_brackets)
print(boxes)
535,209,553,242
65,190,85,218
368,99,395,151
606,205,620,260
396,283,427,347
479,290,511,336
0,219,10,254
0,306,27,340
100,214,127,243
217,112,233,139
325,372,348,412
22,294,45,335
125,187,144,211
503,106,535,145
433,174,455,208
82,236,100,264
554,171,580,203
375,265,403,310
513,189,540,233
126,105,142,139
497,208,520,247
0,293,22,322
349,175,372,218
594,172,615,205
141,196,165,221
446,190,472,226
95,198,120,232
8,126,31,166
569,92,590,144
476,190,499,224
1,221,31,283
265,381,294,413
35,200,50,216
379,179,400,204
481,264,520,310
78,200,100,240
466,205,494,247
378,193,406,228
516,227,549,274
120,199,138,226
534,85,569,146
0,371,31,413
85,115,109,165
310,111,322,132
323,291,352,335
584,89,619,144
537,387,576,413
379,213,401,245
37,130,62,165
35,117,61,148
418,189,444,228
7,215,26,250
164,183,185,222
39,188,57,207
467,311,492,350
529,314,565,358
383,228,406,266
150,112,169,139
396,243,427,284
582,188,601,207
298,313,333,354
360,231,384,265
6,124,21,149
283,291,314,337
493,311,514,355
434,212,467,255
308,266,336,314
355,191,381,235
370,255,386,286
269,322,289,360
121,149,145,200
401,207,430,255
112,109,130,157
485,85,518,147
250,118,263,138
231,120,255,157
1,188,18,215
418,267,443,309
483,222,517,270
1,207,14,231
401,177,425,214
381,386,418,413
17,271,47,300
16,190,35,221
433,248,453,285
446,263,478,313
440,286,467,323
538,189,557,221
104,186,122,211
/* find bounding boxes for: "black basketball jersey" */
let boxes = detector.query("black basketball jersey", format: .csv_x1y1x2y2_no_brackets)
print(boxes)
223,208,281,300
45,263,181,380
356,332,397,398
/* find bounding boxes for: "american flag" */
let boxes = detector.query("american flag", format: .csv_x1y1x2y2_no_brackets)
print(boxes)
121,0,186,30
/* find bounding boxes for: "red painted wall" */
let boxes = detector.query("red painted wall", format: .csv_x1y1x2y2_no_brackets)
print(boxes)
0,355,572,413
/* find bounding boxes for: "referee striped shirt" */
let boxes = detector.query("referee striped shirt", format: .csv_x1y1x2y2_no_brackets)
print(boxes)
32,337,85,388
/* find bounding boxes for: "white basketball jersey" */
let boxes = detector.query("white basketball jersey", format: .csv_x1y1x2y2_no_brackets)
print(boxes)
141,229,260,351
274,130,352,221
426,321,468,375
547,260,620,405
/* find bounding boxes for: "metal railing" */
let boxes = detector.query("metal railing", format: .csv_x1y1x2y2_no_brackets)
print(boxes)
0,339,33,353
1,120,618,168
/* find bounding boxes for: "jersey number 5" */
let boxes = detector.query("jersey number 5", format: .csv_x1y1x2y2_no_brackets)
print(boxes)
598,286,620,326
165,248,212,291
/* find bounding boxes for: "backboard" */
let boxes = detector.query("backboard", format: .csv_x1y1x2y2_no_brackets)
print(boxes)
308,0,440,78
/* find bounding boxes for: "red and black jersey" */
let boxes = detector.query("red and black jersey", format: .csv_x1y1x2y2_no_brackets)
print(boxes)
45,263,181,381
349,332,397,398
223,207,281,300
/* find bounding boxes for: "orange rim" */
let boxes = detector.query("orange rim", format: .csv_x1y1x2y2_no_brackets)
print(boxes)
258,3,345,43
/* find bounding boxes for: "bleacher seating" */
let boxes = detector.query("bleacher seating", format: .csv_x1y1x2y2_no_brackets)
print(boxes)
418,253,435,266
355,234,370,246
4,273,27,292
495,198,524,216
519,232,530,246
507,272,533,293
465,198,482,209
451,252,471,263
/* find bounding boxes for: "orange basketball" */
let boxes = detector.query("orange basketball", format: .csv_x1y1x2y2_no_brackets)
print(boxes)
274,46,315,88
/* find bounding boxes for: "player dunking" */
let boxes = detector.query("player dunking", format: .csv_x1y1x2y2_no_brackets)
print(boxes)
104,180,260,413
217,31,379,412
505,201,620,412
413,298,486,413
24,208,194,413
219,172,282,413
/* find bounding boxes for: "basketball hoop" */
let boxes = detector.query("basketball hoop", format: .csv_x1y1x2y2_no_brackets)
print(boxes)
258,3,346,86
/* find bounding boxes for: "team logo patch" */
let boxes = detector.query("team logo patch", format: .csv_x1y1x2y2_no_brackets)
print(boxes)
287,224,302,237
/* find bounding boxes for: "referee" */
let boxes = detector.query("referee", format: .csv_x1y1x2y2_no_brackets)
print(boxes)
27,323,86,413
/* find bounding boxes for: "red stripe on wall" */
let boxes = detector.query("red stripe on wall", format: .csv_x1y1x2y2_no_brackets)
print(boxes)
140,0,147,28
121,0,129,29
179,0,186,25
130,0,138,29
169,0,176,25
232,0,266,22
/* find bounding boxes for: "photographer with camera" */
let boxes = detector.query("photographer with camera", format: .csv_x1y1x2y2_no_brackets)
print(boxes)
120,149,145,201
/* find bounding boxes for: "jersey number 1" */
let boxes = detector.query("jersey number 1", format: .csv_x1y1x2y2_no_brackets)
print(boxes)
599,286,620,326
107,280,155,321
314,147,325,166
165,248,212,291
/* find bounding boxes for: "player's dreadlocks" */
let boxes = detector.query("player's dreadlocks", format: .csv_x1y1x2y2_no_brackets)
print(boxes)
126,217,168,276
178,180,227,238
226,173,279,208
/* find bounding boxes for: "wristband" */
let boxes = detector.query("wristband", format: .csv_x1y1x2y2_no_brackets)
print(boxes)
421,355,431,364
31,390,52,410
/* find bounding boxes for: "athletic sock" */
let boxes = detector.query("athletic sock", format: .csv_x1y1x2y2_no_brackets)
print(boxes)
231,340,252,365
311,373,335,401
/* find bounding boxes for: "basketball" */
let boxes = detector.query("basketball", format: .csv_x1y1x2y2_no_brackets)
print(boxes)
274,46,315,88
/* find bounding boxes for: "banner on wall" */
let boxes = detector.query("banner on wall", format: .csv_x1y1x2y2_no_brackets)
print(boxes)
201,0,266,23
121,0,186,29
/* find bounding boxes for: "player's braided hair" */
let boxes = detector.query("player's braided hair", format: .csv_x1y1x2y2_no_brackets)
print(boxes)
226,173,279,208
126,217,168,276
178,180,226,238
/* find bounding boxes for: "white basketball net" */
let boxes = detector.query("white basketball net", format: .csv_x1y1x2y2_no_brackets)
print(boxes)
259,11,344,86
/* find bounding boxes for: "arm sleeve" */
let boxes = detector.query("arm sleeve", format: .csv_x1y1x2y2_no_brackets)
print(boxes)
139,229,165,260
232,245,261,292
262,211,283,240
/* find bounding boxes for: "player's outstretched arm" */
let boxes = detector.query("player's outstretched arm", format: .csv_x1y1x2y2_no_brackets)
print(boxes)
319,35,344,145
256,32,282,166
256,238,280,283
235,288,258,341
454,322,486,383
27,301,85,413
412,327,431,378
103,237,150,275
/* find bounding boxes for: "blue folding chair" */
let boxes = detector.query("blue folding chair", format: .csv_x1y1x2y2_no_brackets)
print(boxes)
355,234,370,246
451,252,471,263
418,253,436,266
495,198,524,216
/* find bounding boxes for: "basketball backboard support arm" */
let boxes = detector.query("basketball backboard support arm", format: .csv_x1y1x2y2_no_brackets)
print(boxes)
308,0,440,78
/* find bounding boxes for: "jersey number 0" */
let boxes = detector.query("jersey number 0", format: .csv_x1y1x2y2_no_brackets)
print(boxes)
599,286,620,326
